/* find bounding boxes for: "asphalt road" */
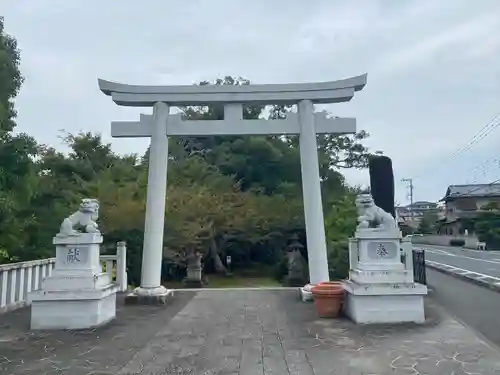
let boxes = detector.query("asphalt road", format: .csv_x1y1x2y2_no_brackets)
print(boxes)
414,244,500,278
428,268,500,348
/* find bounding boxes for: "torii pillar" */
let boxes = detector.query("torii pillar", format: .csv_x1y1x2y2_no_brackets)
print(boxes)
98,74,367,302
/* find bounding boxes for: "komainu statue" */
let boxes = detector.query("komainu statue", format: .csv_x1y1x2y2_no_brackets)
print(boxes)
356,193,397,231
59,198,100,235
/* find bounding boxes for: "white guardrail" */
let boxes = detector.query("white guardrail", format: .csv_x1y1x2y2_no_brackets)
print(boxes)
0,241,127,314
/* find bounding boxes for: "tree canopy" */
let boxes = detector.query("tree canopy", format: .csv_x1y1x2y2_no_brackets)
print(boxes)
417,211,438,234
475,202,500,249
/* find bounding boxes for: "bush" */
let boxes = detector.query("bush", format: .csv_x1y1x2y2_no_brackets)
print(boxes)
449,239,465,247
273,255,289,282
104,229,145,287
327,241,350,280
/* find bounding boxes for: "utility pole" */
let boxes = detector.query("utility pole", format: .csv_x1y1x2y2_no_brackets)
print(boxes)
401,178,414,217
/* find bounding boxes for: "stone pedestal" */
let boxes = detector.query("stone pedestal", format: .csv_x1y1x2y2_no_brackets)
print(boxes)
29,233,118,330
184,266,203,288
182,252,203,288
343,228,427,324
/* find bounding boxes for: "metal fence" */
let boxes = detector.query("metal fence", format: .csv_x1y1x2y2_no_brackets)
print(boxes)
412,249,427,285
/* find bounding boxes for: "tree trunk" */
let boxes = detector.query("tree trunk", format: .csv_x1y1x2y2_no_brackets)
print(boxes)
210,237,228,274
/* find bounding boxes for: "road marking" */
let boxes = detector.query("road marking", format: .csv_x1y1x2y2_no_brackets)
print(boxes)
424,249,453,256
423,249,500,265
414,244,500,254
426,260,500,281
461,248,500,254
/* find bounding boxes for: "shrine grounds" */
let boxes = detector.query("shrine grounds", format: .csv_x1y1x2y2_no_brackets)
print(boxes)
2,290,500,375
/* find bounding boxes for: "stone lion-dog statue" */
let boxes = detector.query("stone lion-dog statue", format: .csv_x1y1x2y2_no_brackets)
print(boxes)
355,193,397,231
59,198,100,235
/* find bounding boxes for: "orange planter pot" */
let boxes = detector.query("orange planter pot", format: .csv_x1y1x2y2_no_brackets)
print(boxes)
318,281,342,287
311,282,345,318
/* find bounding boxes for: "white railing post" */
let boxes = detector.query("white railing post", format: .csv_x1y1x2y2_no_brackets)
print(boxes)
25,265,33,296
9,269,17,305
18,267,25,302
116,241,128,292
41,263,47,281
33,264,40,290
1,269,8,308
0,258,56,314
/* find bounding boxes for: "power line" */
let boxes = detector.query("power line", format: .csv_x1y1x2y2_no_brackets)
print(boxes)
447,113,500,159
468,158,500,184
453,153,500,185
414,112,500,180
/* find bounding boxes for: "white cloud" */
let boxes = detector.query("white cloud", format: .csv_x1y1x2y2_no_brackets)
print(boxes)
372,10,500,75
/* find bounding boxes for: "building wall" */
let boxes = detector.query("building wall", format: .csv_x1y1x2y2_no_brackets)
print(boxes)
444,197,500,222
445,201,460,222
411,234,480,249
437,202,446,221
437,222,461,236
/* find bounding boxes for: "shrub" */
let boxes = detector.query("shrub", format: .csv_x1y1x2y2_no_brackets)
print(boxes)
273,255,288,282
449,239,465,247
327,241,350,280
104,229,145,286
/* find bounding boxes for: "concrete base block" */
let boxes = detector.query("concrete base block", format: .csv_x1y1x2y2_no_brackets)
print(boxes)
30,284,118,330
343,280,426,324
349,268,413,284
124,290,174,305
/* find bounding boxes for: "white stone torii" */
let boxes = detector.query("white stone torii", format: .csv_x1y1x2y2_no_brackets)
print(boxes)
98,74,367,298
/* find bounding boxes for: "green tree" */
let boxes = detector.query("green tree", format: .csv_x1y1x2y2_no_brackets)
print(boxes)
475,202,500,250
0,17,23,134
176,76,371,195
417,212,438,234
324,193,358,279
0,17,40,262
0,37,371,290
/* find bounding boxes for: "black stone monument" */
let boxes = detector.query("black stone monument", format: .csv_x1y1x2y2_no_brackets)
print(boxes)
368,155,395,218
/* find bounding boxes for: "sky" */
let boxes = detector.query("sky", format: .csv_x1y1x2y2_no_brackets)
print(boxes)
3,0,500,205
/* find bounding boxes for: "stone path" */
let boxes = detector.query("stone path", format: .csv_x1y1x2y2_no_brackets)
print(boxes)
0,293,195,375
1,289,500,374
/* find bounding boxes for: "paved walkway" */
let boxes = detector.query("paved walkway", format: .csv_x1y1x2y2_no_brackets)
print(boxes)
1,290,500,374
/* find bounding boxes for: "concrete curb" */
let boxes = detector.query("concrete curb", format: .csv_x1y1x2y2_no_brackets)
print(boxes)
426,260,500,293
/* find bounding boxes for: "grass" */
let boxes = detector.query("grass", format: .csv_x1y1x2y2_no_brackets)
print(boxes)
162,273,282,289
208,274,281,288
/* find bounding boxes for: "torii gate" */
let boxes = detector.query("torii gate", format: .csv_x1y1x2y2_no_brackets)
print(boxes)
98,74,367,300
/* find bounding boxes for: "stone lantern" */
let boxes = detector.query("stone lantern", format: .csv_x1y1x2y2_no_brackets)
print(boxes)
286,239,308,287
184,249,203,288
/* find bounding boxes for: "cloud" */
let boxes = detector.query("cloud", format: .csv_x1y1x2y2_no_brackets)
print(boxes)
2,0,500,204
372,10,500,75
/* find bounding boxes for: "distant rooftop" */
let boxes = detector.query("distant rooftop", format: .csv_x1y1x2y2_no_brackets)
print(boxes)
442,184,500,200
409,201,436,207
396,201,437,210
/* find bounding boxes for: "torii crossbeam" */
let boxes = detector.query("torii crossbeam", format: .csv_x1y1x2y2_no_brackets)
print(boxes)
111,111,356,137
